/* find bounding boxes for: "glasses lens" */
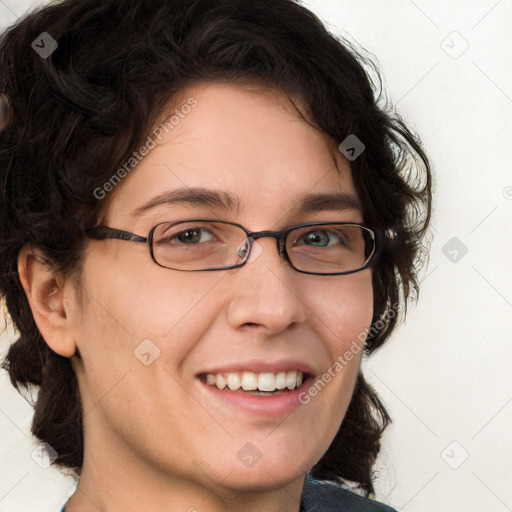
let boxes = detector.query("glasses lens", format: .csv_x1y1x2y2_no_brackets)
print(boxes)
286,224,375,274
151,221,247,270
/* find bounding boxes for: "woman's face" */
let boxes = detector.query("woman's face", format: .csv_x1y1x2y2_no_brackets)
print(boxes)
69,82,373,494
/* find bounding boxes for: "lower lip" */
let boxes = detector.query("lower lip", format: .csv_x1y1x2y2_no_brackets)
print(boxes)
197,377,313,418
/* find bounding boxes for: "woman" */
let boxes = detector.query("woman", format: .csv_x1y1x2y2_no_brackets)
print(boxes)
0,0,431,510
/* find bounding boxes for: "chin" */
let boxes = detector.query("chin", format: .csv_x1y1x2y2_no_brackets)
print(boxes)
200,447,314,492
212,464,306,493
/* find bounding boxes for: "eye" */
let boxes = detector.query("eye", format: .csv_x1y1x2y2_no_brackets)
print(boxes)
176,227,213,244
158,225,216,245
299,229,348,248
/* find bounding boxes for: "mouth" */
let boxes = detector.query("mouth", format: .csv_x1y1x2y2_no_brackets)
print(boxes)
198,370,312,396
195,361,316,417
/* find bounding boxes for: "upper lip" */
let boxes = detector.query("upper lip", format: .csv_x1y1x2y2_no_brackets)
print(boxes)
197,360,316,377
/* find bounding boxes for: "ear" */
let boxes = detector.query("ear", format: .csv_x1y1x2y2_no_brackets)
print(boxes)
17,244,77,358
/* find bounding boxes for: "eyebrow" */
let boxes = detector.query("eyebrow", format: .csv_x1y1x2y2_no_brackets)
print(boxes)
130,186,362,218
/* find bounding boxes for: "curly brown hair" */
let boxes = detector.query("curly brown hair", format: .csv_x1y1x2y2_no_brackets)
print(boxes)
0,0,431,497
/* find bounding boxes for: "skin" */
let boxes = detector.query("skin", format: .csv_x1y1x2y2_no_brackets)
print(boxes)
18,82,373,512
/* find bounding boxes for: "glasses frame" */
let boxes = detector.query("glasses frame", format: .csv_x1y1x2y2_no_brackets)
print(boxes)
86,219,379,276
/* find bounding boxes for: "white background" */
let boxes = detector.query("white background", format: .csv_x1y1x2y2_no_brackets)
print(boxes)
1,0,511,511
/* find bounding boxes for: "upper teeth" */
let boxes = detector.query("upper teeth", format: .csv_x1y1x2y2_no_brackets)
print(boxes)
205,371,304,392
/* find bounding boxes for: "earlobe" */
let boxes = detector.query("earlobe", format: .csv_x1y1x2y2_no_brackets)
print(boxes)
17,244,77,358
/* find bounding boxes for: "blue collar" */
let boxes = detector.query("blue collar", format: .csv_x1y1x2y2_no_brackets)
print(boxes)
300,473,396,511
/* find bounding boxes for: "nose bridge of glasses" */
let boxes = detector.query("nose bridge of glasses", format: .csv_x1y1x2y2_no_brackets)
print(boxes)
245,229,287,258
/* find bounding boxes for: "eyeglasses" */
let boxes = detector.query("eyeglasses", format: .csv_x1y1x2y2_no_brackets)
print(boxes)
85,219,378,276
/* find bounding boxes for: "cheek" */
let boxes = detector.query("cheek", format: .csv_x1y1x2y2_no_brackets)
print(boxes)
271,274,373,470
79,249,220,339
306,272,374,348
72,256,224,402
301,273,373,416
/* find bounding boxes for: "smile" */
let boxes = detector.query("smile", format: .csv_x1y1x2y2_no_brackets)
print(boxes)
200,370,306,395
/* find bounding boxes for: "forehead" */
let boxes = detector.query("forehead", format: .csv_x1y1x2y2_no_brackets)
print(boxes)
105,82,358,225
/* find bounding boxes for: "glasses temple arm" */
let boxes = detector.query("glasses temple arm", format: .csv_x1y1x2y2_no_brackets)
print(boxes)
86,226,147,243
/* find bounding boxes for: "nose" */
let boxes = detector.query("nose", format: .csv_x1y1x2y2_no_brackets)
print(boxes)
225,236,307,335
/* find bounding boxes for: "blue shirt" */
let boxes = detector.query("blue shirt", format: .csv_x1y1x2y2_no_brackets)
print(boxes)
59,473,397,511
